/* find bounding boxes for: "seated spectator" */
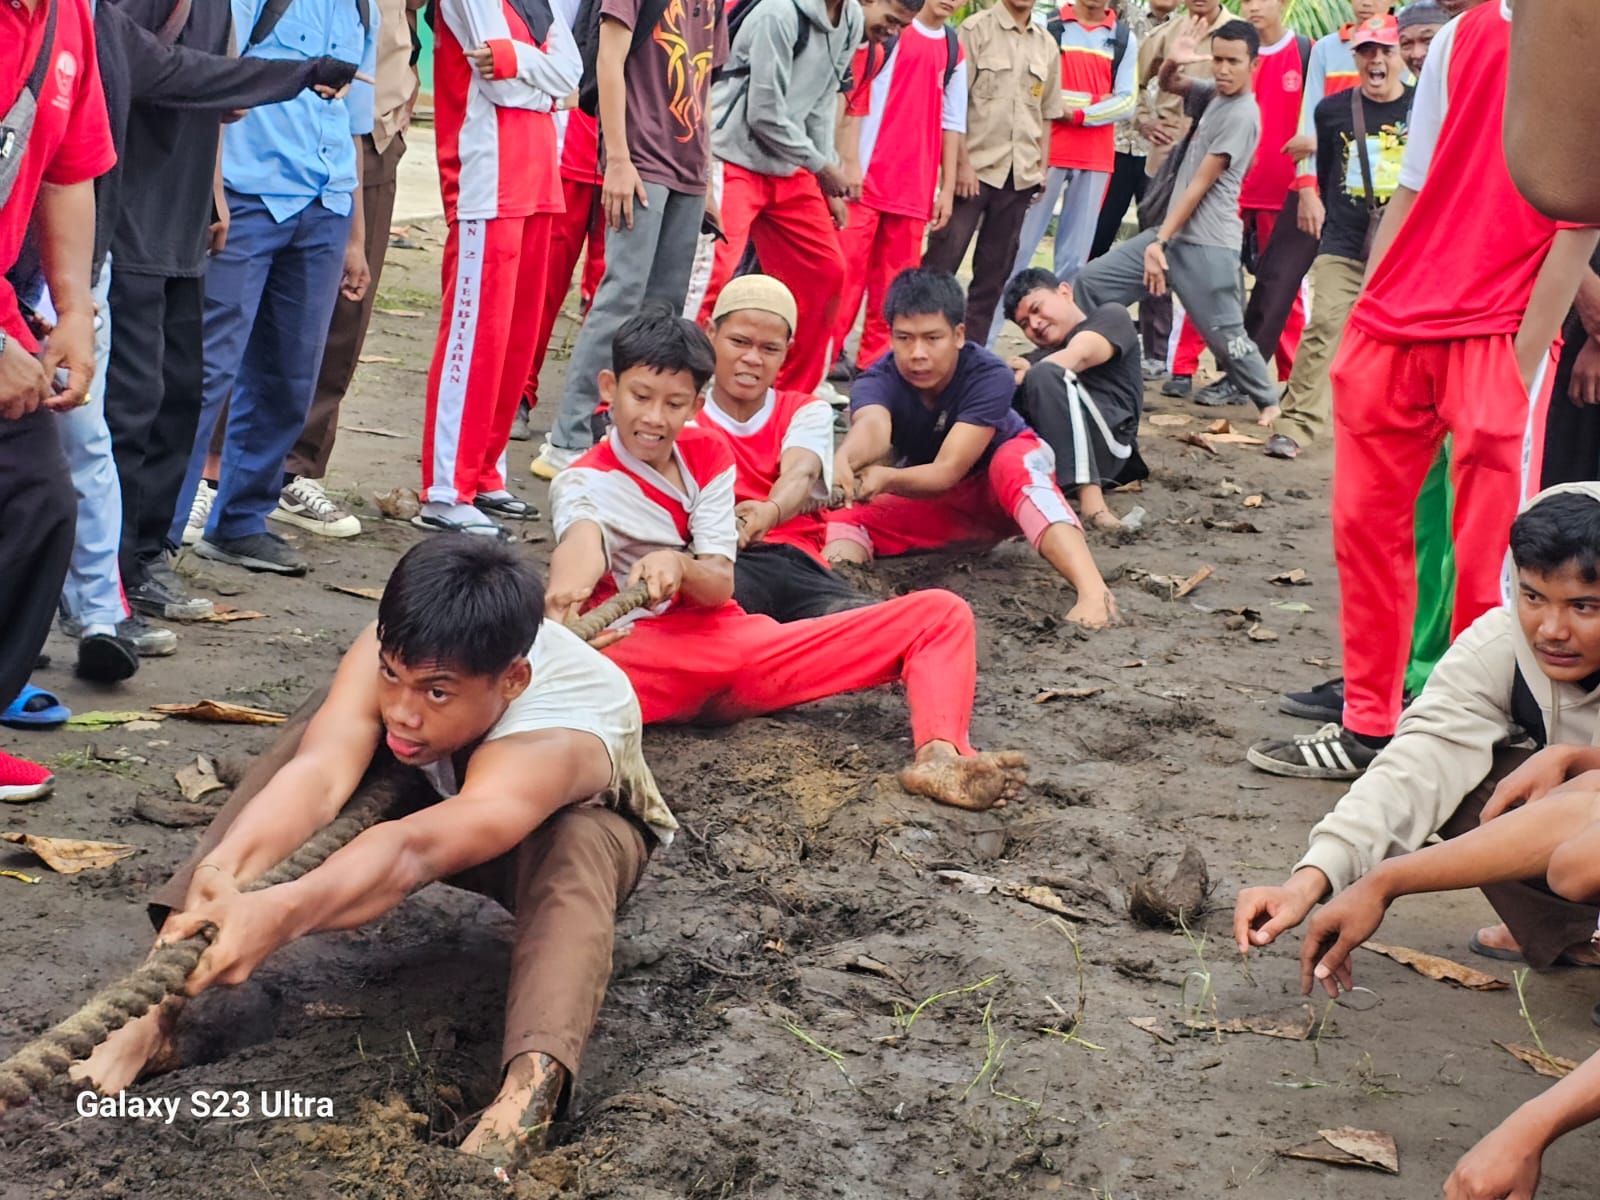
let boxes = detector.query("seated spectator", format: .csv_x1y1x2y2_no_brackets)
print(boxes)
1002,266,1148,533
546,307,1028,811
824,269,1117,629
690,275,871,622
1233,485,1600,978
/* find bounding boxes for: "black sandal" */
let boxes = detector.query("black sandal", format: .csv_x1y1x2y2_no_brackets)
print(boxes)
76,633,139,684
474,493,540,521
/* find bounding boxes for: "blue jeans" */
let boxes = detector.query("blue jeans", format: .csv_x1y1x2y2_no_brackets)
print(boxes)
171,192,351,544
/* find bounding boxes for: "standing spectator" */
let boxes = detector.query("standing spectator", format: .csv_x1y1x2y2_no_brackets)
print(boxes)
694,0,868,393
1090,0,1177,264
528,0,728,480
1537,251,1600,488
279,0,422,539
417,0,580,535
922,0,1064,348
828,0,966,379
1006,0,1137,311
1247,1,1600,780
0,0,114,797
167,0,378,575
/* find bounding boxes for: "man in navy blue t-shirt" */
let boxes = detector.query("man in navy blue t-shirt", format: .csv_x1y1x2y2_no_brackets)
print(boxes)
825,268,1117,628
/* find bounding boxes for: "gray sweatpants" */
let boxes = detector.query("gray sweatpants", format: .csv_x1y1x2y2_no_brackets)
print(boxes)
1074,229,1278,411
547,181,704,452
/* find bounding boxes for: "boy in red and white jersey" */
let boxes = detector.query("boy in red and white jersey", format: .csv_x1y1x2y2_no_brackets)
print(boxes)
548,308,1028,812
689,276,871,621
832,0,967,376
420,0,580,535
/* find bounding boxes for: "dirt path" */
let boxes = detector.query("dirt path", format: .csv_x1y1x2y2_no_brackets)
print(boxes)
2,225,1596,1199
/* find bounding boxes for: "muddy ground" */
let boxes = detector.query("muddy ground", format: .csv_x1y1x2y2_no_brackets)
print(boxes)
2,220,1597,1200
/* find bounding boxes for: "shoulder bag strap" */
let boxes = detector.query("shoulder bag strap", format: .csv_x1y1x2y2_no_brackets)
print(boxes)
1351,86,1376,211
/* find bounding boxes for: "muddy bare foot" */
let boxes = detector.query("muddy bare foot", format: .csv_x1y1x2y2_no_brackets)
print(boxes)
899,749,1027,811
1085,510,1124,534
69,998,184,1094
1474,922,1600,967
1065,588,1119,630
460,1052,566,1173
1256,404,1281,428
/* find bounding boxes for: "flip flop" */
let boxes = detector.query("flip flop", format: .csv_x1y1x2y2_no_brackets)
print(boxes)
1468,930,1527,962
76,632,139,684
1,683,71,729
411,512,511,541
473,493,540,520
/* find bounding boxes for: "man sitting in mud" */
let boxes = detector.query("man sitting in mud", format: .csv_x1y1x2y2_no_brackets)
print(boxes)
72,536,674,1173
546,306,1028,811
1001,267,1148,535
823,268,1118,629
689,275,871,622
1233,484,1600,975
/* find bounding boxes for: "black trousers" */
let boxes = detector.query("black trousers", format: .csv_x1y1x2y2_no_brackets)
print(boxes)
734,543,871,624
1242,191,1320,366
923,175,1037,346
1540,310,1600,487
1090,151,1148,261
102,270,205,585
0,409,75,708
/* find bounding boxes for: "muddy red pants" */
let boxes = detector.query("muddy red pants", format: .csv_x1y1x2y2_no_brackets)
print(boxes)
824,431,1080,558
832,202,924,372
604,591,978,754
523,177,606,410
1330,328,1554,737
423,214,553,503
1172,207,1305,378
695,163,846,392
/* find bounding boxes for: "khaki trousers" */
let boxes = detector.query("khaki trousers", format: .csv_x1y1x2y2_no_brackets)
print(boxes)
1276,253,1364,446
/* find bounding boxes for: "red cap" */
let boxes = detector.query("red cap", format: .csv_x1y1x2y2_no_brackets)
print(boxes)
1349,14,1400,47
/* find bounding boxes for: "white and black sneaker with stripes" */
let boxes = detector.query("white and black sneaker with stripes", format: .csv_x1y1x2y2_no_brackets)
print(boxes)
1246,722,1380,781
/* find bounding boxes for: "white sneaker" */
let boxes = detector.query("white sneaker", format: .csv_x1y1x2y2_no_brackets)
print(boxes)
270,476,362,538
182,482,214,546
530,441,580,481
815,381,849,410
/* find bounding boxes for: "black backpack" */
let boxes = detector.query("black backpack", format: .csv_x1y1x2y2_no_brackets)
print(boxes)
717,0,813,82
575,0,671,116
1046,13,1129,85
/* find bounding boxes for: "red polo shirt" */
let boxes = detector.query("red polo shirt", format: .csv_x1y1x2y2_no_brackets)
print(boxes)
0,0,115,351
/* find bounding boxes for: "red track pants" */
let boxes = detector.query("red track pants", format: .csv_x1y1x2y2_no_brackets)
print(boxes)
604,591,978,753
1172,207,1305,378
695,164,846,393
824,431,1080,558
523,178,606,410
1330,328,1554,737
423,214,553,503
832,203,925,372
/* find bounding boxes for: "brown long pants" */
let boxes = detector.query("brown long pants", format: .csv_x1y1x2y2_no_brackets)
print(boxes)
148,693,651,1077
1438,747,1600,970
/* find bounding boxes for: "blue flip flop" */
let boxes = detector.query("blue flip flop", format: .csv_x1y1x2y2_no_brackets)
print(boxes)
1,683,71,729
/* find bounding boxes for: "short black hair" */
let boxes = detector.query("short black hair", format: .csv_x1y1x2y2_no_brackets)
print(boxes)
1510,493,1600,583
1003,267,1063,325
1212,18,1261,57
883,267,966,330
612,303,716,391
895,0,928,11
378,535,544,676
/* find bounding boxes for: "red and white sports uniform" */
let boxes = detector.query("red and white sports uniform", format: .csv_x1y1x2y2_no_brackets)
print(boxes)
422,0,579,504
692,388,835,561
522,109,608,411
833,21,968,371
550,425,980,751
1330,1,1584,738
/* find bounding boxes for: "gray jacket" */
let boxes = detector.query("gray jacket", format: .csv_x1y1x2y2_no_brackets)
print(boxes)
710,0,862,176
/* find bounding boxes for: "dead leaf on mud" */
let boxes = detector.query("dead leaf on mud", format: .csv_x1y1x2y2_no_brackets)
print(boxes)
1148,414,1191,427
1361,941,1508,991
1128,1016,1176,1045
1246,625,1280,642
1269,568,1312,586
1203,419,1234,435
374,487,421,521
1204,519,1259,534
357,354,400,364
151,700,286,725
1174,431,1219,456
1273,601,1314,614
835,954,906,984
1185,1004,1316,1041
1243,494,1264,508
1121,659,1146,669
343,425,405,438
175,756,226,802
204,606,266,623
935,869,1090,920
303,1001,364,1020
2,833,138,874
64,710,164,729
1495,1041,1578,1078
1128,844,1209,927
0,869,41,884
1175,565,1213,597
325,583,386,601
373,307,424,318
1033,687,1104,704
1283,1127,1399,1174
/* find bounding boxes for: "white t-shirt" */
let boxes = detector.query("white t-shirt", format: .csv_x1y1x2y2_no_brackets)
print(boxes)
420,620,676,844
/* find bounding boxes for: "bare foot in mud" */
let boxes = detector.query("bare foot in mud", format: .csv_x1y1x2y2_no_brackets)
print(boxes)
1474,922,1600,966
1084,509,1124,534
460,1052,566,1173
1065,587,1119,630
1256,404,1281,428
899,747,1028,810
69,998,184,1095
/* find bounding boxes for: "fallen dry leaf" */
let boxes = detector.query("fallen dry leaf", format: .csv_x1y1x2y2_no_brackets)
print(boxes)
373,307,424,318
64,710,164,729
934,870,1091,921
1033,687,1104,704
1120,659,1146,669
343,425,405,439
2,833,138,874
1209,432,1266,445
1269,568,1312,586
1319,1128,1400,1174
324,584,385,601
1361,941,1508,991
151,700,286,725
1184,1005,1316,1041
1174,564,1213,598
1203,419,1234,435
1496,1041,1577,1079
1128,1016,1176,1045
374,487,421,521
1246,625,1280,642
175,756,226,802
1148,414,1191,427
1243,494,1263,508
1175,431,1220,456
204,606,266,623
1273,601,1314,614
1217,478,1243,496
0,869,41,884
357,354,400,364
303,1002,364,1020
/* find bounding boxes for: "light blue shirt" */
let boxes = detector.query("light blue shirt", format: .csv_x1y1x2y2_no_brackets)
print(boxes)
223,0,380,221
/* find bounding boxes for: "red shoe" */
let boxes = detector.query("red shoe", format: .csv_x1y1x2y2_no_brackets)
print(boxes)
0,749,55,802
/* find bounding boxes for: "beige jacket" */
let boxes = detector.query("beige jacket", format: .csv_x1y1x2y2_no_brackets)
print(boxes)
1297,482,1600,893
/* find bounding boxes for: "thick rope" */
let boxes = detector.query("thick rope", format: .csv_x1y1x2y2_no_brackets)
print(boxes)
0,584,652,1111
